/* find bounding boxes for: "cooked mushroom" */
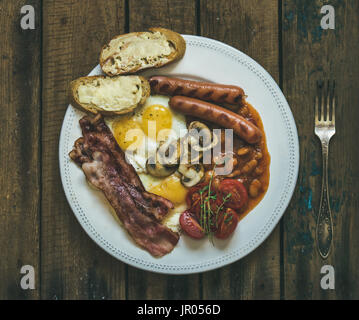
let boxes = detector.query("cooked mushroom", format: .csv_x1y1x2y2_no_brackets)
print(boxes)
146,156,177,178
180,135,202,164
157,138,181,167
178,163,205,187
188,121,218,152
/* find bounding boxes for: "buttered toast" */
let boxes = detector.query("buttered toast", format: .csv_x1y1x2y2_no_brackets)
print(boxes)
69,75,150,115
100,28,186,76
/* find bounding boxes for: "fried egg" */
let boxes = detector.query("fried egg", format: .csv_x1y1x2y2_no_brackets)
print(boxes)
105,95,189,232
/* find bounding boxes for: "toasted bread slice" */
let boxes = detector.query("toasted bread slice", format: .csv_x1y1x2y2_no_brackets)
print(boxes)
69,75,150,116
100,28,186,76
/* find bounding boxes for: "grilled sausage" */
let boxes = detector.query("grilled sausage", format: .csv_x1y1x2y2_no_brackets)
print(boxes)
149,76,245,106
169,96,262,144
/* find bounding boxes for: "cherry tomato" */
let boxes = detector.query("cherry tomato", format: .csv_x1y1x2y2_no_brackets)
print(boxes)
218,179,248,210
180,210,205,239
197,196,224,229
186,183,207,217
215,208,239,239
186,183,206,206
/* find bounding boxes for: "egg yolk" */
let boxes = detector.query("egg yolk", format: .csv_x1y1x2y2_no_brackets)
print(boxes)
141,104,172,140
148,175,188,206
112,116,144,150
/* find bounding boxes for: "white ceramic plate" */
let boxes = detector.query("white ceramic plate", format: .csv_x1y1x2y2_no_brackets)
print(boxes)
59,35,299,274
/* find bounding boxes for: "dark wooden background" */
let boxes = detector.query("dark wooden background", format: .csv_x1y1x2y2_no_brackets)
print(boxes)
0,0,358,300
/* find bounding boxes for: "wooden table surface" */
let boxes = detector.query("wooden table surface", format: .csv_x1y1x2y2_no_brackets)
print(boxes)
1,0,358,300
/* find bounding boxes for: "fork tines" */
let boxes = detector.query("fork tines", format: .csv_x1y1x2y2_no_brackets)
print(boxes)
315,80,336,125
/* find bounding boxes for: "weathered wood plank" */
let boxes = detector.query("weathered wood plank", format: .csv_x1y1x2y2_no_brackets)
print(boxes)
127,0,199,300
200,0,281,300
41,0,127,299
129,0,197,32
282,0,359,299
0,0,41,299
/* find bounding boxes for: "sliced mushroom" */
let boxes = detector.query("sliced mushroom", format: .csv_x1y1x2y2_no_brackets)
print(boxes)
180,135,202,164
146,156,177,178
178,163,204,187
157,138,181,167
187,149,202,164
188,121,219,152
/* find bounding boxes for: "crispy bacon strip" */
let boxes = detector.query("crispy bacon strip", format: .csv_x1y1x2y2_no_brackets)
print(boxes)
69,115,179,257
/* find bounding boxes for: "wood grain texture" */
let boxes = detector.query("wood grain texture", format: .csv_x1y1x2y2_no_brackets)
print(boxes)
0,0,41,299
41,0,127,300
282,0,359,299
129,0,197,32
126,0,199,300
200,0,281,300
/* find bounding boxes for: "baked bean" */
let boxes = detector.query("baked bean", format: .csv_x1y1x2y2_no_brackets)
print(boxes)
254,167,264,176
255,152,263,160
242,159,258,174
213,154,225,165
203,170,221,190
225,169,241,178
232,157,238,167
237,147,251,156
249,179,262,198
213,153,237,171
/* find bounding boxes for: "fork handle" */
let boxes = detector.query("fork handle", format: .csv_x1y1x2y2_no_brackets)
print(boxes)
316,142,333,259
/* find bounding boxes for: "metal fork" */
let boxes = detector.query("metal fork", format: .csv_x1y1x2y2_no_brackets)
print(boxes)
315,80,336,259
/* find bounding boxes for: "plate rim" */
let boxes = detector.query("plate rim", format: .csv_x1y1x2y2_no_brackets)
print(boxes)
59,34,299,274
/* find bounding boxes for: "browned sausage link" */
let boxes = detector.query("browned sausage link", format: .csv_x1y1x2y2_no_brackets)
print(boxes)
169,96,262,144
149,76,245,106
